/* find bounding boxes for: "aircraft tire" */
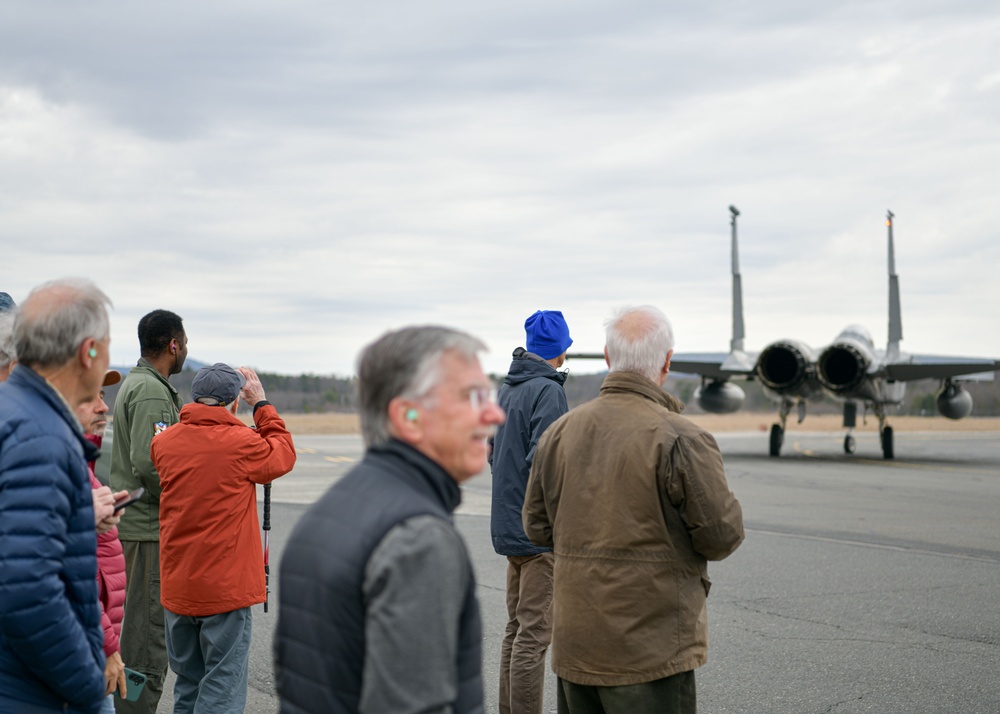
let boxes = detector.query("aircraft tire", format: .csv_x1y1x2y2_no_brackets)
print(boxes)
769,424,783,457
882,426,894,460
844,434,855,454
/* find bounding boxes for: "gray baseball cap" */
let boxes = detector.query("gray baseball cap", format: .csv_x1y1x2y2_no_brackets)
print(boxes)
191,363,246,404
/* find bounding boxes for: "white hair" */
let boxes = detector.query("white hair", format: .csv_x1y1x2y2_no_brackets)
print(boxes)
604,305,675,382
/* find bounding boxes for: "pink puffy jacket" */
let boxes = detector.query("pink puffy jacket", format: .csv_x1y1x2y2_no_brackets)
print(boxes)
87,434,127,657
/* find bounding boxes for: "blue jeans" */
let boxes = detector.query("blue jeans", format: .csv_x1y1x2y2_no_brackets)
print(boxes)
101,694,115,713
164,607,252,714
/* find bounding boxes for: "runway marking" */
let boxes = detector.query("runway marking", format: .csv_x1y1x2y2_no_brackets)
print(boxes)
296,447,317,454
324,456,356,463
751,527,1000,564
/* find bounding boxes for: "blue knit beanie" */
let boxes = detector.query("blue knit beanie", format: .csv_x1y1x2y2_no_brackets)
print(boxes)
0,293,14,312
525,310,573,360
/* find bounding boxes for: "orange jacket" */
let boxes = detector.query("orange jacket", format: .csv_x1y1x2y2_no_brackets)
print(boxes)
151,402,296,616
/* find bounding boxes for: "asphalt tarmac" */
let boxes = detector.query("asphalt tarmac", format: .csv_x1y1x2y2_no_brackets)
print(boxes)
153,428,1000,713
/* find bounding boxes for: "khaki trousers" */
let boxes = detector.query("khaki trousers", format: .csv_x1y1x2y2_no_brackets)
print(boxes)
499,552,554,714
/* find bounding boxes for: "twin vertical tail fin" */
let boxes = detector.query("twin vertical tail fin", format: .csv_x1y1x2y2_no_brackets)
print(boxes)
886,210,902,360
730,205,746,353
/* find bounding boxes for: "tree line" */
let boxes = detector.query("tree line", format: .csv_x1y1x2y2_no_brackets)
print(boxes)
103,367,1000,417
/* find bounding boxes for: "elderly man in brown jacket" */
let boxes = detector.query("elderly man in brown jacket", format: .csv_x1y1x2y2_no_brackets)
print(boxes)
523,304,744,714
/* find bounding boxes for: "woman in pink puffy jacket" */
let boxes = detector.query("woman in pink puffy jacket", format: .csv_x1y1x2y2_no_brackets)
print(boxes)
79,370,129,713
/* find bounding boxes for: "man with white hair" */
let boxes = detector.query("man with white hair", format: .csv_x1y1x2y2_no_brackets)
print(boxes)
276,325,505,714
524,305,745,714
0,278,115,713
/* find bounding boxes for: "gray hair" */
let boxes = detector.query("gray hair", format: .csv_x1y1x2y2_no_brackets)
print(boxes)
604,305,675,383
357,325,487,448
0,313,15,369
14,279,112,369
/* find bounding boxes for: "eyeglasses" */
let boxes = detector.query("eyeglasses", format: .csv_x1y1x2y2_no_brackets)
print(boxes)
466,387,498,412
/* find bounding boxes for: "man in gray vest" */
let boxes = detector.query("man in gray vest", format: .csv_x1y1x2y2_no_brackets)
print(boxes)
275,326,505,713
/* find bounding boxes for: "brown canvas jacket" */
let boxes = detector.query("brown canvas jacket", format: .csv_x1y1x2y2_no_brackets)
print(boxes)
523,370,744,686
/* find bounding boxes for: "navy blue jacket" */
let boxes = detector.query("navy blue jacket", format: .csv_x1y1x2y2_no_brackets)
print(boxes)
0,365,106,714
489,348,568,556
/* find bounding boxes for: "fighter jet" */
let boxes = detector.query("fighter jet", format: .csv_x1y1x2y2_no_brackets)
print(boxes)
569,207,1000,459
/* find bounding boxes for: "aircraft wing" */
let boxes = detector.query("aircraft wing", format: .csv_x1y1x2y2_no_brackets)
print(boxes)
670,350,757,380
567,350,758,380
881,354,1000,382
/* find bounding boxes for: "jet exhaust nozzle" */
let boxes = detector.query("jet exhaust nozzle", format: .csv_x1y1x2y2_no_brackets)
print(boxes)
817,339,874,394
756,340,814,392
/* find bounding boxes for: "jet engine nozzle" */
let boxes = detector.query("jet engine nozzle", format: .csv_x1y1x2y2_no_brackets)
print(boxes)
817,339,874,394
756,340,814,392
695,380,745,414
936,381,973,420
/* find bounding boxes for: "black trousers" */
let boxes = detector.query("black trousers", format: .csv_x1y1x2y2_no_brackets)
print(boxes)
557,670,696,714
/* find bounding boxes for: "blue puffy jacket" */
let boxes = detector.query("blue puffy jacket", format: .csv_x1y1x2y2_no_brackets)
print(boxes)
489,348,568,556
0,365,106,714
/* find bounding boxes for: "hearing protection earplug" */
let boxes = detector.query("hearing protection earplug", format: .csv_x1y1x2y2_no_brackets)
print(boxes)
88,348,98,358
406,408,419,422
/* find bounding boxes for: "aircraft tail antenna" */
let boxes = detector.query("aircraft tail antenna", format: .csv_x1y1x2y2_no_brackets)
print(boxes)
886,210,903,356
730,205,745,353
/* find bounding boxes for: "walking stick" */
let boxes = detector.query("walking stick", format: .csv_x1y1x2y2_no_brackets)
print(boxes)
262,483,271,612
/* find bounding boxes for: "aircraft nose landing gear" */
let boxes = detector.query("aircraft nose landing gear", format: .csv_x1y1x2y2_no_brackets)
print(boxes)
769,400,796,457
843,434,856,454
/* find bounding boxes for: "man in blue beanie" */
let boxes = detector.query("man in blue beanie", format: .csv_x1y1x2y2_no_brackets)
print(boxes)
489,309,572,714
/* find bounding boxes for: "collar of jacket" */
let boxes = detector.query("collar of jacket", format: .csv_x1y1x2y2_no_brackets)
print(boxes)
133,357,181,397
85,433,103,470
371,438,463,514
178,401,247,426
599,370,685,414
8,364,100,462
506,347,568,386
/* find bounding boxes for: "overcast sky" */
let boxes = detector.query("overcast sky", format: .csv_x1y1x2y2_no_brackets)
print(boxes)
3,1,999,377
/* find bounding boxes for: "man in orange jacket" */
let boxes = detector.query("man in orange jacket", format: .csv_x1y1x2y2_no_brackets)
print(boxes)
151,363,296,714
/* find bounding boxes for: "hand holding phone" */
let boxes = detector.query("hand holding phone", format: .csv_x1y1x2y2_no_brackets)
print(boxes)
113,487,144,513
115,667,147,701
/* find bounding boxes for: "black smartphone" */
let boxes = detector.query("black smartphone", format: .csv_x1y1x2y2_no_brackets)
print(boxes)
113,486,144,513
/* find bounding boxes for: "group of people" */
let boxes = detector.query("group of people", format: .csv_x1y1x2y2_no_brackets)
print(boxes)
274,306,745,714
0,281,296,714
0,279,744,714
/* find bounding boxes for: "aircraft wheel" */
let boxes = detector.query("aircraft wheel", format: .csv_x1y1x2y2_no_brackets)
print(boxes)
844,434,855,454
769,424,783,457
881,426,894,460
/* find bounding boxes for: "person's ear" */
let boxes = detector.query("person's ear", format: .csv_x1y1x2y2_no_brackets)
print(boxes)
388,398,421,441
81,338,98,367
